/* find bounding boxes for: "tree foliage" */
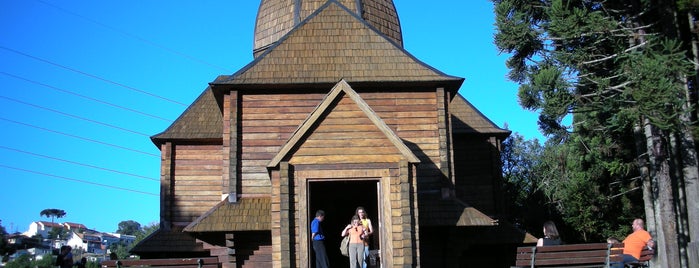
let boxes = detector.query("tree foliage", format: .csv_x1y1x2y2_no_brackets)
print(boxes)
493,0,698,266
48,226,68,240
134,222,158,245
116,220,142,236
39,208,66,223
0,220,9,257
4,254,54,268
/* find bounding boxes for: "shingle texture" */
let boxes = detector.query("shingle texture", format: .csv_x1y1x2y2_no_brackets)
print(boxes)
220,1,461,85
419,197,498,226
151,87,222,144
450,94,510,135
130,226,207,254
254,0,402,57
183,197,271,232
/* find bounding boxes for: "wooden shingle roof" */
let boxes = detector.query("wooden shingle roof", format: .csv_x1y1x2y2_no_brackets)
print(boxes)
129,226,207,254
450,94,511,136
183,197,271,232
253,0,402,57
419,196,498,226
151,87,222,145
214,1,462,90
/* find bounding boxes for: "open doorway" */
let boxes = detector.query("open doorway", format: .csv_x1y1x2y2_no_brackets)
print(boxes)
308,179,380,267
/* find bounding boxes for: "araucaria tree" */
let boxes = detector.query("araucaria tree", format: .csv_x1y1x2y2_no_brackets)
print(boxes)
39,208,66,223
493,0,699,267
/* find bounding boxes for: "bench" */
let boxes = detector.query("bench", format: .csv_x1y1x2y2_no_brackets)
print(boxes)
515,243,622,267
101,257,220,268
626,247,654,267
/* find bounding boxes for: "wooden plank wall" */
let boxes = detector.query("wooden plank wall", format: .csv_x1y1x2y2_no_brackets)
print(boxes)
171,144,223,225
250,89,439,267
452,136,498,214
291,95,401,164
362,91,440,190
239,90,440,190
239,90,441,193
240,93,325,194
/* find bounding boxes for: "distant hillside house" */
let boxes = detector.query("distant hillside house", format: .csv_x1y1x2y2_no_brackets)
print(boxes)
131,1,535,267
63,222,87,232
24,221,63,238
66,232,104,254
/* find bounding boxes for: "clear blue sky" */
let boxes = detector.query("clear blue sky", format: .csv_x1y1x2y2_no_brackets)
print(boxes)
0,0,543,234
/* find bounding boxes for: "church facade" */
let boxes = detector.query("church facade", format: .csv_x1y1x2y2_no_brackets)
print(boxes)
132,1,534,267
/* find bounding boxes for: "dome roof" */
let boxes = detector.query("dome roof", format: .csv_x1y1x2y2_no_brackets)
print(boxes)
253,0,402,57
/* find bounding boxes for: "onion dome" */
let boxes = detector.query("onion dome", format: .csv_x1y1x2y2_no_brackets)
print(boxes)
253,0,402,57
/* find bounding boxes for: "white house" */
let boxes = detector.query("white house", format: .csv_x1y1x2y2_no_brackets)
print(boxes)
23,221,62,238
63,222,87,232
66,231,104,254
105,232,136,246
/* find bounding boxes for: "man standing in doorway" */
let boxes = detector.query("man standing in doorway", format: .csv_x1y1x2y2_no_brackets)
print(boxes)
311,210,329,268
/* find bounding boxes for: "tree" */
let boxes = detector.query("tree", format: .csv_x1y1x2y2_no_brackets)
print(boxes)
116,220,142,236
48,226,68,240
39,208,66,223
0,220,9,257
134,222,158,244
4,254,31,268
493,0,697,266
501,133,551,229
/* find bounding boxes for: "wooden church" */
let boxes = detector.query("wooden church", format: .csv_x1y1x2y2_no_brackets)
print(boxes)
131,0,535,267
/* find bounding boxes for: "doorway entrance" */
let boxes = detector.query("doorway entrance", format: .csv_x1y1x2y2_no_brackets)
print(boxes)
308,179,380,267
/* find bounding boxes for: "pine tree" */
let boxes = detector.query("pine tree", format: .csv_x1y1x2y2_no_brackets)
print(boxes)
493,0,697,266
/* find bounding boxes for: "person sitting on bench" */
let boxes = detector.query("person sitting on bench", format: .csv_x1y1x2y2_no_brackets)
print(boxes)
536,220,562,246
620,218,654,265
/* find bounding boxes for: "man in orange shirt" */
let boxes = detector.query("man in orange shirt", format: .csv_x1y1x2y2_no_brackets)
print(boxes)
621,218,654,265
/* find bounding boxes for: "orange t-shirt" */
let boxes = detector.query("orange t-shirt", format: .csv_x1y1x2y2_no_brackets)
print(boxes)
623,230,651,259
348,226,365,244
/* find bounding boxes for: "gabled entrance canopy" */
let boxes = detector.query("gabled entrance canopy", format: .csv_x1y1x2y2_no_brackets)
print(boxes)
267,79,419,168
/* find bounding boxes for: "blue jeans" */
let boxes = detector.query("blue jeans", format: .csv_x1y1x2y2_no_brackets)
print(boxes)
363,245,369,268
622,253,639,264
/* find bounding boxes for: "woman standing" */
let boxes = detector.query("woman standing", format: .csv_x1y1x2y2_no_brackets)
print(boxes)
341,215,366,268
355,207,373,268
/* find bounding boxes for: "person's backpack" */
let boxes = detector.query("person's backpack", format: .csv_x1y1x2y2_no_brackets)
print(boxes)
340,235,350,257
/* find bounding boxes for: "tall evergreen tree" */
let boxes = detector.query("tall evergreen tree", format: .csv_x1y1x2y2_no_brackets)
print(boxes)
39,208,66,223
493,0,698,266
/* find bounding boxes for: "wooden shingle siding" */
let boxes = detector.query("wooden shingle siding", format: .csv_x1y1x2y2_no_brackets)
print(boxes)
219,3,462,85
361,0,402,46
253,0,296,57
254,0,403,57
172,144,223,223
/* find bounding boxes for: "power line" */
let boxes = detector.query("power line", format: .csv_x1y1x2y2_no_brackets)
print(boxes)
0,45,188,107
0,145,158,182
34,0,233,73
0,71,173,122
0,95,151,137
0,117,159,157
0,164,158,196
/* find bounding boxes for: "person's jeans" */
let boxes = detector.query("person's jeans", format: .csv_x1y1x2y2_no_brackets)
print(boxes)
312,240,329,268
363,245,369,268
349,243,364,268
622,253,639,264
